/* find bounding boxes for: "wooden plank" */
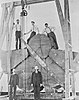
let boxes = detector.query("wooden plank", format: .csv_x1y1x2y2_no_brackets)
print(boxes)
0,3,13,50
6,3,14,75
55,0,70,98
64,0,70,98
0,4,6,55
64,0,75,98
21,38,46,68
55,0,66,41
0,4,6,38
0,0,54,6
1,0,54,6
14,0,54,6
20,14,28,92
5,3,15,96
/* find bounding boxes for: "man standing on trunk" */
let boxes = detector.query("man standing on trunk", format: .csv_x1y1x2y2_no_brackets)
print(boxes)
31,66,42,100
14,19,21,50
24,21,39,44
42,23,58,49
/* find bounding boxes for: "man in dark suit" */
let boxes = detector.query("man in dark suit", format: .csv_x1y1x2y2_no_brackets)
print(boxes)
9,69,19,100
31,66,42,100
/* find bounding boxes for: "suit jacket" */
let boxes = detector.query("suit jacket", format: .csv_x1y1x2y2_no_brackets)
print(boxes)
9,74,19,87
31,71,42,86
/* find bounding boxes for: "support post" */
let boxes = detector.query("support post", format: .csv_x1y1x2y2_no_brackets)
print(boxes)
0,4,6,38
5,2,14,96
20,8,28,92
0,3,13,50
64,0,75,98
0,4,7,57
64,0,71,98
55,0,73,99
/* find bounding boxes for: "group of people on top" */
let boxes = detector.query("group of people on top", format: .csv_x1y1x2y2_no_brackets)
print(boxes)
13,19,58,50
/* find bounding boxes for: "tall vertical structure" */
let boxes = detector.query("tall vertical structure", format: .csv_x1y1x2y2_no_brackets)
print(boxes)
0,0,77,99
20,2,28,92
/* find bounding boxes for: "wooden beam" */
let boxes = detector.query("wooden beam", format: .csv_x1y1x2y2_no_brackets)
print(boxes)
0,3,14,50
55,0,71,98
64,0,75,98
21,38,47,67
5,3,15,96
14,0,54,6
0,4,6,38
64,0,71,98
55,0,66,41
0,4,6,51
1,0,54,6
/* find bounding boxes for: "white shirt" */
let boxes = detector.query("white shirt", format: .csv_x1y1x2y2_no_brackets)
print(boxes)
42,26,55,36
15,24,21,31
30,25,39,34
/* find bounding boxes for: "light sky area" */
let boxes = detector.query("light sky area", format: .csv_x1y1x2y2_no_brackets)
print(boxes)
0,0,79,92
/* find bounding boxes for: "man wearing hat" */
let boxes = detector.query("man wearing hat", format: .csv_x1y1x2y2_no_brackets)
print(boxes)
31,66,42,100
9,69,19,100
24,21,39,44
13,19,21,50
42,23,58,49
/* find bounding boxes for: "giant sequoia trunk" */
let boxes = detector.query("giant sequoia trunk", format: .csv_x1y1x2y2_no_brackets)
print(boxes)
1,34,66,91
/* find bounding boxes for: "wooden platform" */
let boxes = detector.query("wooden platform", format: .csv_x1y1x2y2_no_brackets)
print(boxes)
16,92,64,100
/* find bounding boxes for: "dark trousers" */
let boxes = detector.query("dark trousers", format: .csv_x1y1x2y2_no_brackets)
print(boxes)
34,85,40,100
27,31,36,57
47,31,58,49
16,31,21,49
27,31,36,44
9,85,16,100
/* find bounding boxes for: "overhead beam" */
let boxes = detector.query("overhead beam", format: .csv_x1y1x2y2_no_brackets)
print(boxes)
1,0,54,6
64,0,71,98
14,0,54,6
64,0,76,98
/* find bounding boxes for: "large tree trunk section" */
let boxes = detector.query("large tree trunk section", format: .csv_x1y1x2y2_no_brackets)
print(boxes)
29,34,51,59
1,34,76,91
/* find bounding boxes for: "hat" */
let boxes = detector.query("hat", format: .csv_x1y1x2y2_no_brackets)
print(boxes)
45,23,48,26
16,19,19,21
31,21,35,23
34,66,39,70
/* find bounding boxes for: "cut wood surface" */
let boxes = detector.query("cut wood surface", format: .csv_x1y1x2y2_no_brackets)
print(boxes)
29,34,51,59
12,34,65,89
1,34,77,90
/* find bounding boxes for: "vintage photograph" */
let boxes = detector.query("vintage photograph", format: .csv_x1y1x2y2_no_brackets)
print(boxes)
0,0,79,100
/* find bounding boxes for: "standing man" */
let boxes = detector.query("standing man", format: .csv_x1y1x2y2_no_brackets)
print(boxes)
9,69,19,100
14,19,21,50
42,23,58,49
24,21,39,44
31,66,42,100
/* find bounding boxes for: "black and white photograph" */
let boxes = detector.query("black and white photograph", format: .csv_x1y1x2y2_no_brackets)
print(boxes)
0,0,79,100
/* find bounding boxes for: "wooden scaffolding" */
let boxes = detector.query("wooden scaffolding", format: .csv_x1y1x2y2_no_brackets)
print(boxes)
0,0,78,99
